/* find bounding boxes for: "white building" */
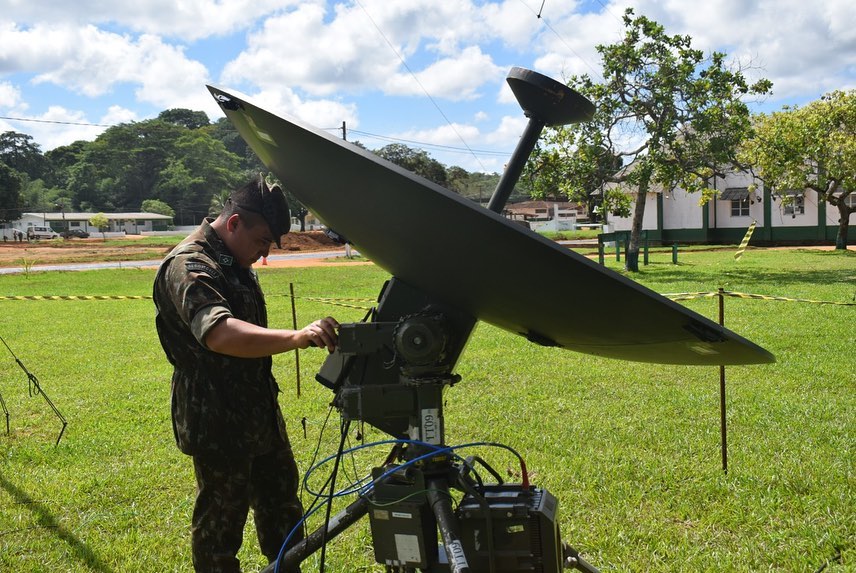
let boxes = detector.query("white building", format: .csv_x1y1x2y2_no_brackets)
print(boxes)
1,212,174,240
605,170,855,244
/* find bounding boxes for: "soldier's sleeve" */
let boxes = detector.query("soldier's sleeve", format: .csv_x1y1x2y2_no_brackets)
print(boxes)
164,254,234,349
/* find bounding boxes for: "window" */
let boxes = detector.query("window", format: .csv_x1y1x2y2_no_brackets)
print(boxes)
731,197,750,217
722,187,751,217
845,194,856,209
783,195,805,216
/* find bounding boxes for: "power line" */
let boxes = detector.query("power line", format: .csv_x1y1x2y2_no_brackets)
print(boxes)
342,129,511,157
516,0,605,83
353,0,490,172
0,115,111,128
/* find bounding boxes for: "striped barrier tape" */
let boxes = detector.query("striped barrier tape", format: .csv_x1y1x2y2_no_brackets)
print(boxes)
734,220,756,260
663,290,855,306
2,292,851,307
0,294,152,301
0,293,376,310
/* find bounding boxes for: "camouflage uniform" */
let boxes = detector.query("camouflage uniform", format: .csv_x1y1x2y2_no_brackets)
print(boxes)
153,218,303,572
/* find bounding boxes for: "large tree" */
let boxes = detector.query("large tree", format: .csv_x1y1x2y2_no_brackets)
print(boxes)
528,9,771,270
158,108,210,130
0,131,45,180
740,90,855,249
374,143,448,187
74,119,186,211
0,162,23,223
155,130,242,225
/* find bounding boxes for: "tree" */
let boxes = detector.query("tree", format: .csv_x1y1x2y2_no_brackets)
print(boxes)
528,9,771,270
70,120,186,211
0,163,23,223
158,108,211,130
89,212,109,240
374,143,448,187
209,189,230,216
44,140,90,189
141,199,175,218
740,90,855,249
155,130,242,225
0,131,45,180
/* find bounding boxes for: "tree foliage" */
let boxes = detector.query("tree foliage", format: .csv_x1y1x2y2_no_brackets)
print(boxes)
526,8,771,270
4,112,504,230
89,212,109,239
158,108,210,130
740,90,855,248
0,162,23,223
0,131,45,180
141,199,175,217
374,143,448,187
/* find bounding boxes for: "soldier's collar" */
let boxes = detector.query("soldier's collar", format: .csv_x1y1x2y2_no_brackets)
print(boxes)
201,218,236,268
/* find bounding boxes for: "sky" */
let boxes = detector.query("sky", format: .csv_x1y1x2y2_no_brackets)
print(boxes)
1,0,854,174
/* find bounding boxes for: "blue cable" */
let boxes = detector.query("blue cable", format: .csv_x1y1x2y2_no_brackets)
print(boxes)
275,439,526,572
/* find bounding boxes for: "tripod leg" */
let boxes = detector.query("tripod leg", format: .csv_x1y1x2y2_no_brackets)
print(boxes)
260,494,370,573
0,390,8,435
426,478,470,573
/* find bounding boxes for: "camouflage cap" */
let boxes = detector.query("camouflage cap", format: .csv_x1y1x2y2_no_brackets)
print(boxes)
230,173,290,247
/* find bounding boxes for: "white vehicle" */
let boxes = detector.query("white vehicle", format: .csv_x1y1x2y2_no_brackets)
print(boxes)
26,226,60,240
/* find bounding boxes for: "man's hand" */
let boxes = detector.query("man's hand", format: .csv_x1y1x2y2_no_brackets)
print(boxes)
204,315,340,358
298,317,339,352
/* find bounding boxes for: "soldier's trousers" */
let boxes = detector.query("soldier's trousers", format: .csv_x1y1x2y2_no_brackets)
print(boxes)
190,440,304,572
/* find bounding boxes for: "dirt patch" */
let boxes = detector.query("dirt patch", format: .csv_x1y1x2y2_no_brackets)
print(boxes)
0,231,346,268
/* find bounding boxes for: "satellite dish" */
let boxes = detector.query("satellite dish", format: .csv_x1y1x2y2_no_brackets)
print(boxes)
207,71,773,366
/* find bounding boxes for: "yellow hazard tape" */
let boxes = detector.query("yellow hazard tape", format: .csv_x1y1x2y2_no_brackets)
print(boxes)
2,291,850,308
734,220,756,260
268,294,375,311
663,290,855,306
661,292,719,301
0,294,152,301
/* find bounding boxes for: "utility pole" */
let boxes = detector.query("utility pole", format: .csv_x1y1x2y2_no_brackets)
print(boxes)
341,121,347,141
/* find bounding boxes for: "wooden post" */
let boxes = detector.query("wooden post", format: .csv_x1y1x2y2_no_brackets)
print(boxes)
718,287,728,473
290,282,301,397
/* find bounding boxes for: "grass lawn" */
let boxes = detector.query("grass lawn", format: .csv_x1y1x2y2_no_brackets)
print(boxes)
0,248,852,572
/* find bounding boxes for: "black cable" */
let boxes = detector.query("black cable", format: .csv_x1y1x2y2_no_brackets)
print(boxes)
0,335,67,446
318,417,350,573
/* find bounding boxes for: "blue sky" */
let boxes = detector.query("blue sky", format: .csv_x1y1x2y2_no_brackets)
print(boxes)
1,0,854,173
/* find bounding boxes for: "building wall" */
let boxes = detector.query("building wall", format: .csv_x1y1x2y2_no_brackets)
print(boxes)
707,171,764,229
663,188,703,229
609,193,659,231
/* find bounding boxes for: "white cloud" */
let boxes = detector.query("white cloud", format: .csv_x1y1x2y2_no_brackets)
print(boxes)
484,115,528,147
2,0,305,41
250,87,359,129
392,123,481,147
628,0,856,99
101,105,139,126
2,24,211,105
221,3,395,95
1,0,853,165
0,81,24,110
18,106,107,151
382,47,505,100
221,1,521,100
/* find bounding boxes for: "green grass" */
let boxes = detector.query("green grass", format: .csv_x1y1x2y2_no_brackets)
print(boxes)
539,229,601,240
0,249,853,572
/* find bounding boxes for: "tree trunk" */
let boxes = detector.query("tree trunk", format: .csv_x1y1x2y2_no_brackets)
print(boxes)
627,182,649,272
835,201,850,249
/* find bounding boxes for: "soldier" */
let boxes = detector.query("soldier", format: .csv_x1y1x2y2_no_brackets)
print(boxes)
153,174,338,572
